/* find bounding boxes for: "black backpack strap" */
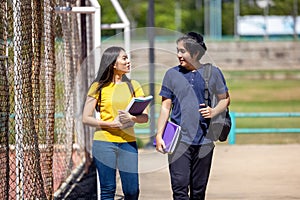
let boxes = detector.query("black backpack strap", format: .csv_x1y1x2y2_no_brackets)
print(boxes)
96,87,102,112
125,81,135,97
202,63,212,107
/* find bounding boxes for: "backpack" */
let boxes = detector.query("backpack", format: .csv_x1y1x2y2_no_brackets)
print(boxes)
200,64,231,142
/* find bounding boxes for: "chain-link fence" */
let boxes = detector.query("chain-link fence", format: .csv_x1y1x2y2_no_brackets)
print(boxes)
0,0,94,199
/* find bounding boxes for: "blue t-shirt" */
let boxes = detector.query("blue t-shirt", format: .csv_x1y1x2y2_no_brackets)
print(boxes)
159,65,228,145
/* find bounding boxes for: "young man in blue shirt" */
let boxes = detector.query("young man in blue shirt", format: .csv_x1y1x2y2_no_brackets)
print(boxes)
155,32,230,200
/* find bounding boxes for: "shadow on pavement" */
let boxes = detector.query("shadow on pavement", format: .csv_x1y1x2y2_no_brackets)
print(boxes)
56,162,98,200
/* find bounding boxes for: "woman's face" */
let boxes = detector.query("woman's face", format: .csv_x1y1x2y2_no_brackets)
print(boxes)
176,40,198,70
114,50,131,74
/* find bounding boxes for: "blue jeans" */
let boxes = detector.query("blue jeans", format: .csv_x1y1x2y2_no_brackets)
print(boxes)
92,140,139,200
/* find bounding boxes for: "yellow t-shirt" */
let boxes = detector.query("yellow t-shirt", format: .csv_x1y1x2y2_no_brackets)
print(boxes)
87,80,145,142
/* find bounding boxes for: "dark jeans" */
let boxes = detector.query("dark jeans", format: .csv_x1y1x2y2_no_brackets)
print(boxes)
168,142,214,200
93,141,139,200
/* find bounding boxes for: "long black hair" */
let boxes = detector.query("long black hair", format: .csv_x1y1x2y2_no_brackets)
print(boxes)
92,46,131,111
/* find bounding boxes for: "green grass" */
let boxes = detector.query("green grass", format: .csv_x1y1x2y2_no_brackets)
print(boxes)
227,73,300,144
228,80,300,112
234,134,300,145
237,118,300,128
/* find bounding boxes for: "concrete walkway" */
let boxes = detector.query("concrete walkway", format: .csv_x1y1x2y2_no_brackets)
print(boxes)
115,144,300,200
65,144,300,199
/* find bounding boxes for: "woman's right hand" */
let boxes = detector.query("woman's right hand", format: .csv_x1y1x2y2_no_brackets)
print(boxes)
109,120,123,129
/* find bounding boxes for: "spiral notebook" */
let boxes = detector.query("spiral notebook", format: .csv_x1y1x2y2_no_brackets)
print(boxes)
153,121,181,154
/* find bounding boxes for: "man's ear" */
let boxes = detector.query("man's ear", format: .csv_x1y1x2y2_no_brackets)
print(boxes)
192,51,200,60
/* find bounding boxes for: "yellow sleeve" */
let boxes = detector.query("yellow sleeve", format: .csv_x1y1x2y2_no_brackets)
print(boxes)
87,82,100,99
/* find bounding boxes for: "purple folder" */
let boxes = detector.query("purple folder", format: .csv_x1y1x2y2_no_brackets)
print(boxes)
153,121,181,154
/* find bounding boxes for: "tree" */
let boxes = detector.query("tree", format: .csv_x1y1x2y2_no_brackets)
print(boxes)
98,0,299,37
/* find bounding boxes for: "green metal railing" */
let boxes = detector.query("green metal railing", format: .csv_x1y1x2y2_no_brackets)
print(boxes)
228,112,300,145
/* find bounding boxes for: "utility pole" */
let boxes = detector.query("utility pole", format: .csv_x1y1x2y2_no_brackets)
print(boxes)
147,0,156,148
234,0,240,39
256,0,271,40
175,0,181,32
204,0,222,39
204,0,210,37
293,0,298,40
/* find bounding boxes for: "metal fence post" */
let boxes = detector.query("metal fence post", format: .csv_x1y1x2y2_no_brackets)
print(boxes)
228,112,236,145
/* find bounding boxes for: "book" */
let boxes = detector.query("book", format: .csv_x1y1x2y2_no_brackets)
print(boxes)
153,121,181,154
125,95,153,116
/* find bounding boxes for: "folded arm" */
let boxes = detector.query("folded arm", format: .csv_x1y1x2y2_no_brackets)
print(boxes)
82,96,122,129
118,110,149,124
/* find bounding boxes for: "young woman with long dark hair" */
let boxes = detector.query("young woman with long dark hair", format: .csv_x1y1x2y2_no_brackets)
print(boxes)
82,46,148,200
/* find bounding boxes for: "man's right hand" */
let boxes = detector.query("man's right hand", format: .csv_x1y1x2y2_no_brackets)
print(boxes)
155,136,166,154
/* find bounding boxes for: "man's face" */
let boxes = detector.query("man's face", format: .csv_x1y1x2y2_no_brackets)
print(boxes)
176,41,197,71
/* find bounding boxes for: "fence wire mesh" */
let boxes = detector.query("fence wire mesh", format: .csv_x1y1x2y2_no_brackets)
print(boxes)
0,0,94,199
0,3,10,200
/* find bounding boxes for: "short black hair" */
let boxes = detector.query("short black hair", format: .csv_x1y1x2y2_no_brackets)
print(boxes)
176,32,207,60
186,32,207,51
